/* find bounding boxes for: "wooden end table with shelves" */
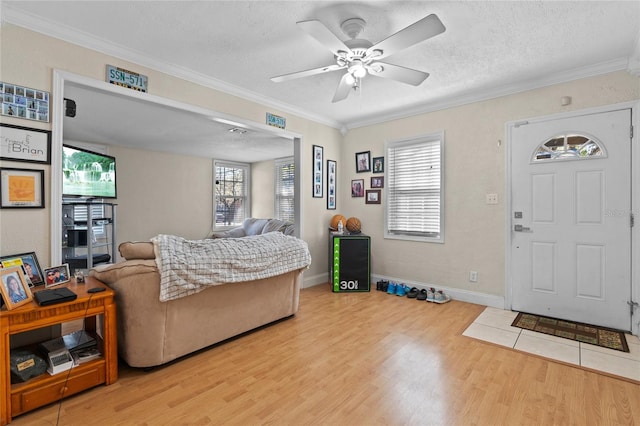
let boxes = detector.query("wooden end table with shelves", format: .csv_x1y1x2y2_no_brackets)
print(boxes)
0,277,117,425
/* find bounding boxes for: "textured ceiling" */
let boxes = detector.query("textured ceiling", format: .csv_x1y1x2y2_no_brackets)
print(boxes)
2,1,639,160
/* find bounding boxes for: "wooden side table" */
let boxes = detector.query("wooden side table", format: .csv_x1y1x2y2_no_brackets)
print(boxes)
0,277,117,425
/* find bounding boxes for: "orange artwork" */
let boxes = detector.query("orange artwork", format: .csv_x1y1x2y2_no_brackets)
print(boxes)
8,175,35,202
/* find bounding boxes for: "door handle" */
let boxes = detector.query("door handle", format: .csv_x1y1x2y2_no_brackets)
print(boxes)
514,224,532,232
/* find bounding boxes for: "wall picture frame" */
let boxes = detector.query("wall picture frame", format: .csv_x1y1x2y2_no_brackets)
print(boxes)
327,159,336,210
0,167,45,208
313,145,323,198
371,176,384,188
0,81,50,123
351,179,364,197
373,156,384,173
366,189,381,204
355,151,371,173
44,264,71,288
0,251,45,287
0,266,33,310
0,123,52,164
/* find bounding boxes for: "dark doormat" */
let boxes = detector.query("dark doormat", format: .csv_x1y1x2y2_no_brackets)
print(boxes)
511,312,629,352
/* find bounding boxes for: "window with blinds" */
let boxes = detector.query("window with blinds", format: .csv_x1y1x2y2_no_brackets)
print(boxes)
274,157,295,222
385,132,444,243
214,160,250,227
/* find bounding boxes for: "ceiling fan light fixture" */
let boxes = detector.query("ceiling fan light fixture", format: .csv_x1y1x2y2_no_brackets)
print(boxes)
349,61,367,79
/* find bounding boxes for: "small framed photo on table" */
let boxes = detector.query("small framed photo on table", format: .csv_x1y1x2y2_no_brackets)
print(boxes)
0,251,45,287
44,264,71,288
1,266,33,310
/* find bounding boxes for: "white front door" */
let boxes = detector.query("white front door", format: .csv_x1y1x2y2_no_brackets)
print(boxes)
510,108,632,331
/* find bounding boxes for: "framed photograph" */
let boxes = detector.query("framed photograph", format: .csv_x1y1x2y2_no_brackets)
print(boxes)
373,156,384,173
0,167,45,208
1,81,49,123
355,151,371,173
44,264,71,288
0,123,52,164
371,176,384,188
0,251,45,287
313,145,323,198
351,179,364,197
0,266,33,310
327,159,336,210
366,189,381,204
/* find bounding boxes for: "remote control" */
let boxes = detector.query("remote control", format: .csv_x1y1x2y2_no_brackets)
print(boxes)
88,287,106,293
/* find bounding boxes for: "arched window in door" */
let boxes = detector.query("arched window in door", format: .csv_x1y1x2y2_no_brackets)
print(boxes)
533,133,606,162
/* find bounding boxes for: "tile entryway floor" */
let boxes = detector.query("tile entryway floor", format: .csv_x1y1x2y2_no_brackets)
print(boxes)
463,307,640,382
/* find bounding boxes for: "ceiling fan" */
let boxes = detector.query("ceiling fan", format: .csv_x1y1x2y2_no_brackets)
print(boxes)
271,14,446,102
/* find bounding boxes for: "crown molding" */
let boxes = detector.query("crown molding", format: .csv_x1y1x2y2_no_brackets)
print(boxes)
1,5,345,130
347,57,631,130
627,30,640,77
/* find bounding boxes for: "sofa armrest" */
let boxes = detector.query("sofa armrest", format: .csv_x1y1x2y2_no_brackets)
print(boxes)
90,259,158,283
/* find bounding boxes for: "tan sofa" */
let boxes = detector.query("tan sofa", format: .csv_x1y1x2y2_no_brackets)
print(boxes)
90,241,303,368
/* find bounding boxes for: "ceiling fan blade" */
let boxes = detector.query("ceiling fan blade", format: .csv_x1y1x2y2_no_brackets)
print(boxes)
297,20,352,56
366,14,445,60
370,62,429,86
271,64,345,83
332,73,354,103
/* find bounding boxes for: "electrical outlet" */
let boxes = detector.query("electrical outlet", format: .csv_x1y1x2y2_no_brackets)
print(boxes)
486,193,498,205
469,271,478,282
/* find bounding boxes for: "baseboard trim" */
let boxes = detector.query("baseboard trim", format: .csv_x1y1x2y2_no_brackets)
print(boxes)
302,272,329,289
303,272,505,309
371,274,505,309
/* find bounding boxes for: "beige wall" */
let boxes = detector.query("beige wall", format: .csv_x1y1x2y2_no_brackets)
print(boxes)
251,160,275,219
342,71,639,296
0,24,342,282
1,24,638,297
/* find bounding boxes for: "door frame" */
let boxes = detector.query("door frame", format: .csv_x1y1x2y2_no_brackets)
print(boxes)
505,100,640,336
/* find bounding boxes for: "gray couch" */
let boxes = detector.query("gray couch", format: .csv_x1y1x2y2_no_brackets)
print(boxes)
208,218,294,239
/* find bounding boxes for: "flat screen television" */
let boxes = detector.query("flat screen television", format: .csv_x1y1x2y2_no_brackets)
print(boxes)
62,145,117,199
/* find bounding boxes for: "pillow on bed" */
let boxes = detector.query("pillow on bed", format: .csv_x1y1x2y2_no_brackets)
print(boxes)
118,241,156,260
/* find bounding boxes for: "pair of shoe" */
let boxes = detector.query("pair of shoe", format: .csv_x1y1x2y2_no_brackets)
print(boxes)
386,282,409,296
376,280,389,292
433,290,451,304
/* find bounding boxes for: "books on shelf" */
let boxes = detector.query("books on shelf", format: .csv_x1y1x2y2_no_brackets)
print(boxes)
39,330,100,374
72,347,102,365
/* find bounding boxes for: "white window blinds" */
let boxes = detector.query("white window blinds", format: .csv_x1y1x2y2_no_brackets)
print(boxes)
386,133,443,242
214,160,250,227
274,157,295,222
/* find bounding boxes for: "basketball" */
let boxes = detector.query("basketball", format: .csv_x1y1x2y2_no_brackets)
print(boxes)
346,217,362,233
330,214,346,230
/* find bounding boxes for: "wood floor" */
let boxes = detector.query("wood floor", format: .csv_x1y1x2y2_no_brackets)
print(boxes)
12,284,640,425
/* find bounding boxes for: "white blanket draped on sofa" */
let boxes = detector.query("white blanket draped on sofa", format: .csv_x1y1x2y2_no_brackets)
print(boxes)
151,233,311,301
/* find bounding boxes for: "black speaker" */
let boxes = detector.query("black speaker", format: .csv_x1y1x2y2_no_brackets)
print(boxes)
64,98,76,118
330,234,370,292
66,229,87,247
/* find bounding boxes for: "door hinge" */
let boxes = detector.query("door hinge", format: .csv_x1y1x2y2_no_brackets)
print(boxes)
631,125,634,139
631,212,635,228
628,300,639,315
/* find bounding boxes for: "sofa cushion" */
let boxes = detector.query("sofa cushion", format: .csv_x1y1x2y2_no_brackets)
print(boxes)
207,227,247,239
119,241,156,260
242,218,270,235
262,219,290,234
